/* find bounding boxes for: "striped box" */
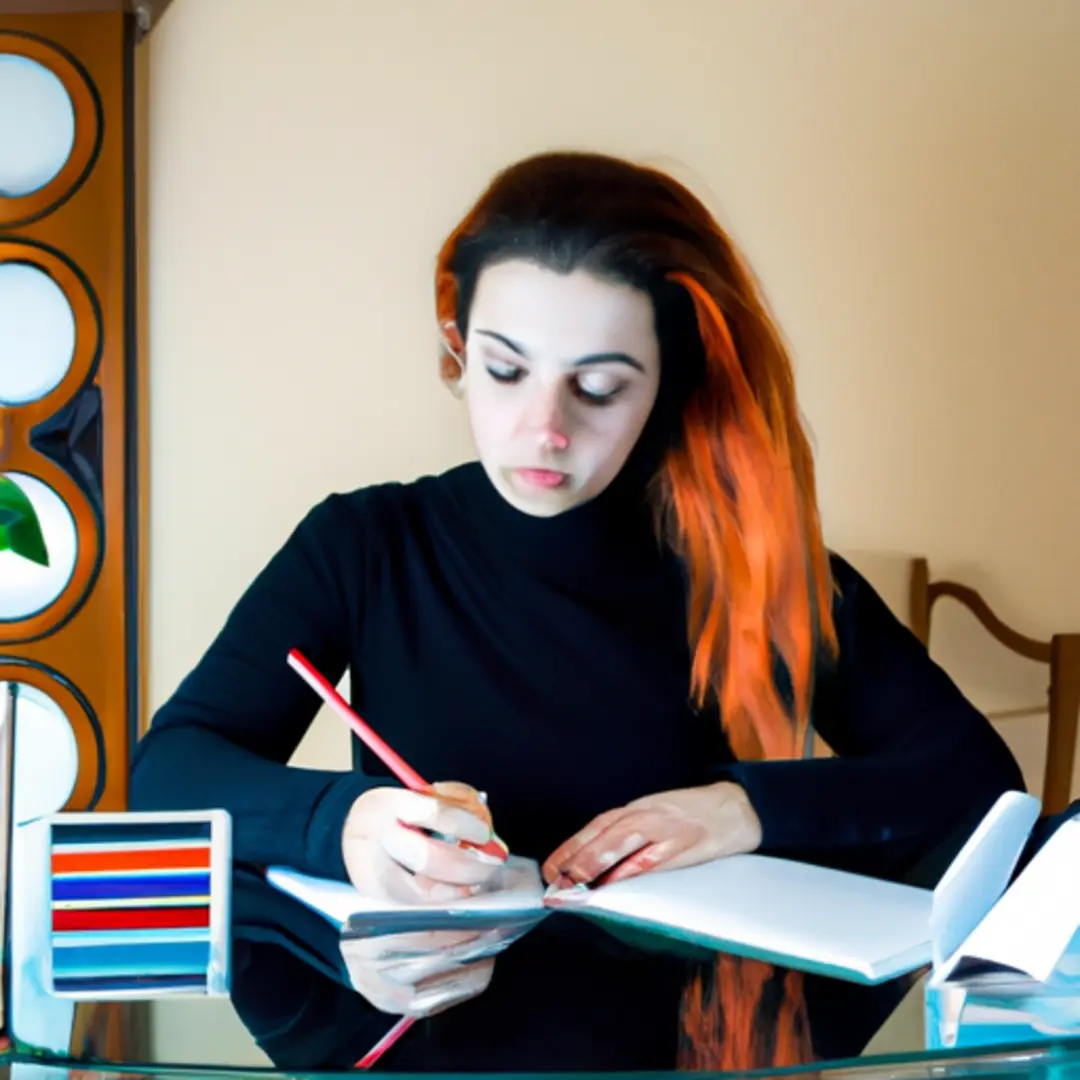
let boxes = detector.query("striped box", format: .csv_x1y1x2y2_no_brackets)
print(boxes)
45,811,230,999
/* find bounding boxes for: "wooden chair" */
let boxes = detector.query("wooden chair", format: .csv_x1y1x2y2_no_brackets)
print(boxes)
909,558,1080,816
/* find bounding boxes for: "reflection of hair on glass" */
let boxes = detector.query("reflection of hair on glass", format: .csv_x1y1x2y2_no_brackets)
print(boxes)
433,150,836,1068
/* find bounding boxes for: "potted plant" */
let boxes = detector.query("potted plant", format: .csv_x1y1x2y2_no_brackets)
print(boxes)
0,475,49,567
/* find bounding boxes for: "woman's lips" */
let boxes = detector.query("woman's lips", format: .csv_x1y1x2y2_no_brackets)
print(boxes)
514,468,569,489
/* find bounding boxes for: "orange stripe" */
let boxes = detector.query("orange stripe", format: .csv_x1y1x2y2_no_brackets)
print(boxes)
52,847,211,874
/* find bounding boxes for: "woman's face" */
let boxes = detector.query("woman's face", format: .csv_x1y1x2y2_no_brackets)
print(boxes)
460,260,661,517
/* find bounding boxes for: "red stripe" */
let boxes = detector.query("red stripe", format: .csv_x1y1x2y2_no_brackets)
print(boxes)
52,846,211,874
52,907,210,932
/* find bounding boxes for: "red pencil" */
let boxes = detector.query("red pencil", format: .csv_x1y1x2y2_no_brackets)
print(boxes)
354,1015,415,1069
286,647,509,1069
285,649,509,862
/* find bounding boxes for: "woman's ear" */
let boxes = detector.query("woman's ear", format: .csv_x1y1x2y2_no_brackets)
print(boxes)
440,320,467,398
442,320,465,358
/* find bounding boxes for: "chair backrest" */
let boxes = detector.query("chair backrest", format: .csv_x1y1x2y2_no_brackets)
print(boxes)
911,558,1080,817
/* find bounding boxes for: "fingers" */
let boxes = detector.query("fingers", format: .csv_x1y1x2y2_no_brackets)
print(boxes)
543,808,651,885
556,816,652,887
385,789,492,846
346,928,483,965
348,928,499,980
345,956,493,1017
379,930,510,984
405,958,495,1017
545,810,703,887
431,781,494,834
541,807,629,883
382,824,504,886
342,784,503,910
599,838,684,884
342,928,497,1018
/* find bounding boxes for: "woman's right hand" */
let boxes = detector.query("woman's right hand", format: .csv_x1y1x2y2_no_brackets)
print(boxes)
340,781,505,1016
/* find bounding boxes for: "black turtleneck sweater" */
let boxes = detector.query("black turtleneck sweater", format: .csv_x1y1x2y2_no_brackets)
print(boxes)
130,461,1023,1071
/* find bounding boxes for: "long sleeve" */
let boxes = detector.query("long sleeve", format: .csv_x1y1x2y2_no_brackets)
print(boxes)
130,494,374,880
716,554,1025,878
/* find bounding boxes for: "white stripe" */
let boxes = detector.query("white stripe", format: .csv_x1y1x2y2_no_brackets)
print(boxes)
52,896,210,910
52,840,211,855
53,868,209,881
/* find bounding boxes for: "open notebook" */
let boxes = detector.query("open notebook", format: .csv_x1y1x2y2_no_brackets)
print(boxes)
269,791,1067,986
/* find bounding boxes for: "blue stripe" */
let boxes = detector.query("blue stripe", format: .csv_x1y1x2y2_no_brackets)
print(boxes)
52,873,211,901
52,822,212,844
53,974,208,993
51,940,211,976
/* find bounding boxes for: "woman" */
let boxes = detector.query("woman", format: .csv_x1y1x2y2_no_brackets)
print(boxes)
130,151,1023,1072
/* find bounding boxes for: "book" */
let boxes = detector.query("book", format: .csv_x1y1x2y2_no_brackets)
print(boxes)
267,790,1072,986
924,813,1080,1050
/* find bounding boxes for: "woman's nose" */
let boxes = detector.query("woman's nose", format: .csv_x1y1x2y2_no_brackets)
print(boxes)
540,427,570,452
526,391,570,452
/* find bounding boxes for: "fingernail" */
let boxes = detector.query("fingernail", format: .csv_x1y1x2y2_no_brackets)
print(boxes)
477,791,488,805
461,845,504,866
443,809,492,846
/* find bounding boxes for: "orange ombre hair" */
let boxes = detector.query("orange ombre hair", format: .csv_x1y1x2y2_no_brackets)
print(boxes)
435,151,837,1067
660,267,835,761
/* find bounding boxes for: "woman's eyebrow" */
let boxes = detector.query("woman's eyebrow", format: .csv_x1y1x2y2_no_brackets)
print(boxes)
474,329,645,373
475,329,529,356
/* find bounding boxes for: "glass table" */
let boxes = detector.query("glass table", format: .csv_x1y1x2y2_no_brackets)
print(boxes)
4,1036,1080,1080
10,806,1080,1075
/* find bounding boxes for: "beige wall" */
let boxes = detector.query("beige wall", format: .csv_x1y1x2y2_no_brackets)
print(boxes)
142,0,1079,1062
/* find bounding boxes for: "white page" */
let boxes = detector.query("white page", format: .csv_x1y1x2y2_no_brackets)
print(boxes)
267,856,545,929
929,791,1041,970
941,817,1080,983
549,853,934,981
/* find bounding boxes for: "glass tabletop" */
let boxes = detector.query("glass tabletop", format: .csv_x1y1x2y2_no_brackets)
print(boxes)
4,1036,1080,1080
9,800,1080,1075
3,964,1080,1078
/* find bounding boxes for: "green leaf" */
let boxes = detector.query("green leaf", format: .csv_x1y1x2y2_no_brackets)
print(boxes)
0,476,49,567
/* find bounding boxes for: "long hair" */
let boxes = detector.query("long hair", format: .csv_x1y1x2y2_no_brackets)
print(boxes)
435,151,836,1068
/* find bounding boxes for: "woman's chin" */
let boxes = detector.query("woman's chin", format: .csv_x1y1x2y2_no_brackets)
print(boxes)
495,471,585,517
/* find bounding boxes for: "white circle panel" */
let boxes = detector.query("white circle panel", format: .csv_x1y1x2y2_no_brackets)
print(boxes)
5,681,79,822
0,261,77,406
0,53,77,198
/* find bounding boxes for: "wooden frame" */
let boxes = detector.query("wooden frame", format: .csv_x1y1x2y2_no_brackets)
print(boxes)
0,3,174,39
1,6,146,1062
910,558,1080,816
1,10,139,814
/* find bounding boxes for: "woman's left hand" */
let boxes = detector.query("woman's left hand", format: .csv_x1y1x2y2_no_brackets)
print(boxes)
541,782,763,889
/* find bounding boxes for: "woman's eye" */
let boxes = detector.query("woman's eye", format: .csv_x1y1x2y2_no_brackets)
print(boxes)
485,363,522,384
575,373,623,405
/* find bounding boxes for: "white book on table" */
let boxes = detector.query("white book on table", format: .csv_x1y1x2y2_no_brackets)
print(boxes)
269,790,1047,985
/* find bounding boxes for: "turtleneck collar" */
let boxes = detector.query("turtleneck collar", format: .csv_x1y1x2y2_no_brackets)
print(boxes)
445,458,670,594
